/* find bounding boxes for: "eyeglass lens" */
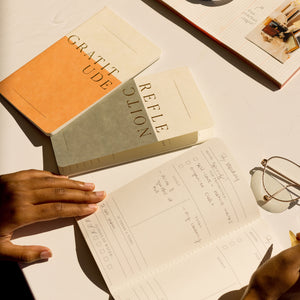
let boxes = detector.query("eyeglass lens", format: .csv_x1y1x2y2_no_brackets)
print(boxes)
262,156,300,202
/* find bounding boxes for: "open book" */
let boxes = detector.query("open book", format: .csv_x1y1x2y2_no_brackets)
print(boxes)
157,0,300,88
78,138,281,300
51,67,214,176
0,7,161,135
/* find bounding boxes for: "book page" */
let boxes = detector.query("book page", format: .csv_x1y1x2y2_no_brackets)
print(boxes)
113,219,279,300
78,138,261,293
159,0,300,86
114,219,279,300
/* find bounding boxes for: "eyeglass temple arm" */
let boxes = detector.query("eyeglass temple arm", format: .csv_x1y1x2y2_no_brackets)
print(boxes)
263,183,299,202
262,161,300,187
263,186,285,201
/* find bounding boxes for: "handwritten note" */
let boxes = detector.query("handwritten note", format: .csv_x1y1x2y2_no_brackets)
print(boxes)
78,138,279,299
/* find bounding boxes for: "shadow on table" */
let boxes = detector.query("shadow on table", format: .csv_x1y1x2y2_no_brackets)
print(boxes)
1,218,76,300
0,95,58,174
74,222,115,299
142,0,279,91
13,218,75,242
12,218,114,299
0,260,34,299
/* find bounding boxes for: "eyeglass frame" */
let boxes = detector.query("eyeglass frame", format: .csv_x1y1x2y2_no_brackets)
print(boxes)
261,156,300,203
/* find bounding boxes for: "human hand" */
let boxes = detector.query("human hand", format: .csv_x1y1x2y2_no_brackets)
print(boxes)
0,169,106,263
242,233,300,300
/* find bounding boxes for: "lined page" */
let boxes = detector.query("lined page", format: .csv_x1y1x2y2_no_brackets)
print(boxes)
113,218,278,300
78,138,263,295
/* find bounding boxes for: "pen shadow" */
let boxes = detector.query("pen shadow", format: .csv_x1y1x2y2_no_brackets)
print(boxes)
74,222,114,300
0,94,58,174
142,0,278,91
186,0,234,6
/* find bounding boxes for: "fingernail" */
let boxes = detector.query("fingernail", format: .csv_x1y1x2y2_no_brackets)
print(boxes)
95,191,106,199
88,203,98,211
40,250,52,260
84,182,95,189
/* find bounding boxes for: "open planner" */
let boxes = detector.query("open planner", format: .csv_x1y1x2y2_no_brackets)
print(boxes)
77,138,281,300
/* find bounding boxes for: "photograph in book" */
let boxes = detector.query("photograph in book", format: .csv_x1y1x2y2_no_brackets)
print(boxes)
247,0,300,63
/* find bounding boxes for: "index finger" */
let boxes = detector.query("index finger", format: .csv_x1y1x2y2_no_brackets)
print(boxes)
27,176,96,191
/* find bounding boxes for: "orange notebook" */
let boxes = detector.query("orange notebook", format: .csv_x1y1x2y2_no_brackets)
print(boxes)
0,7,161,135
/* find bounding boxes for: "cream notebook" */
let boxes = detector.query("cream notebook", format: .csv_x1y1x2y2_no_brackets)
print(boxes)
51,67,214,175
78,138,281,300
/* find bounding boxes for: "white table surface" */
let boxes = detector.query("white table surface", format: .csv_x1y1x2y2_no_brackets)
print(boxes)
1,0,300,299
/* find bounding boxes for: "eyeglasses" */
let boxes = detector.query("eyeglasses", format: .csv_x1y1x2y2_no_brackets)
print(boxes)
261,156,300,203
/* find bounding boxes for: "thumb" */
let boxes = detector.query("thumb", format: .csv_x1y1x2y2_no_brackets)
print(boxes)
0,241,52,263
